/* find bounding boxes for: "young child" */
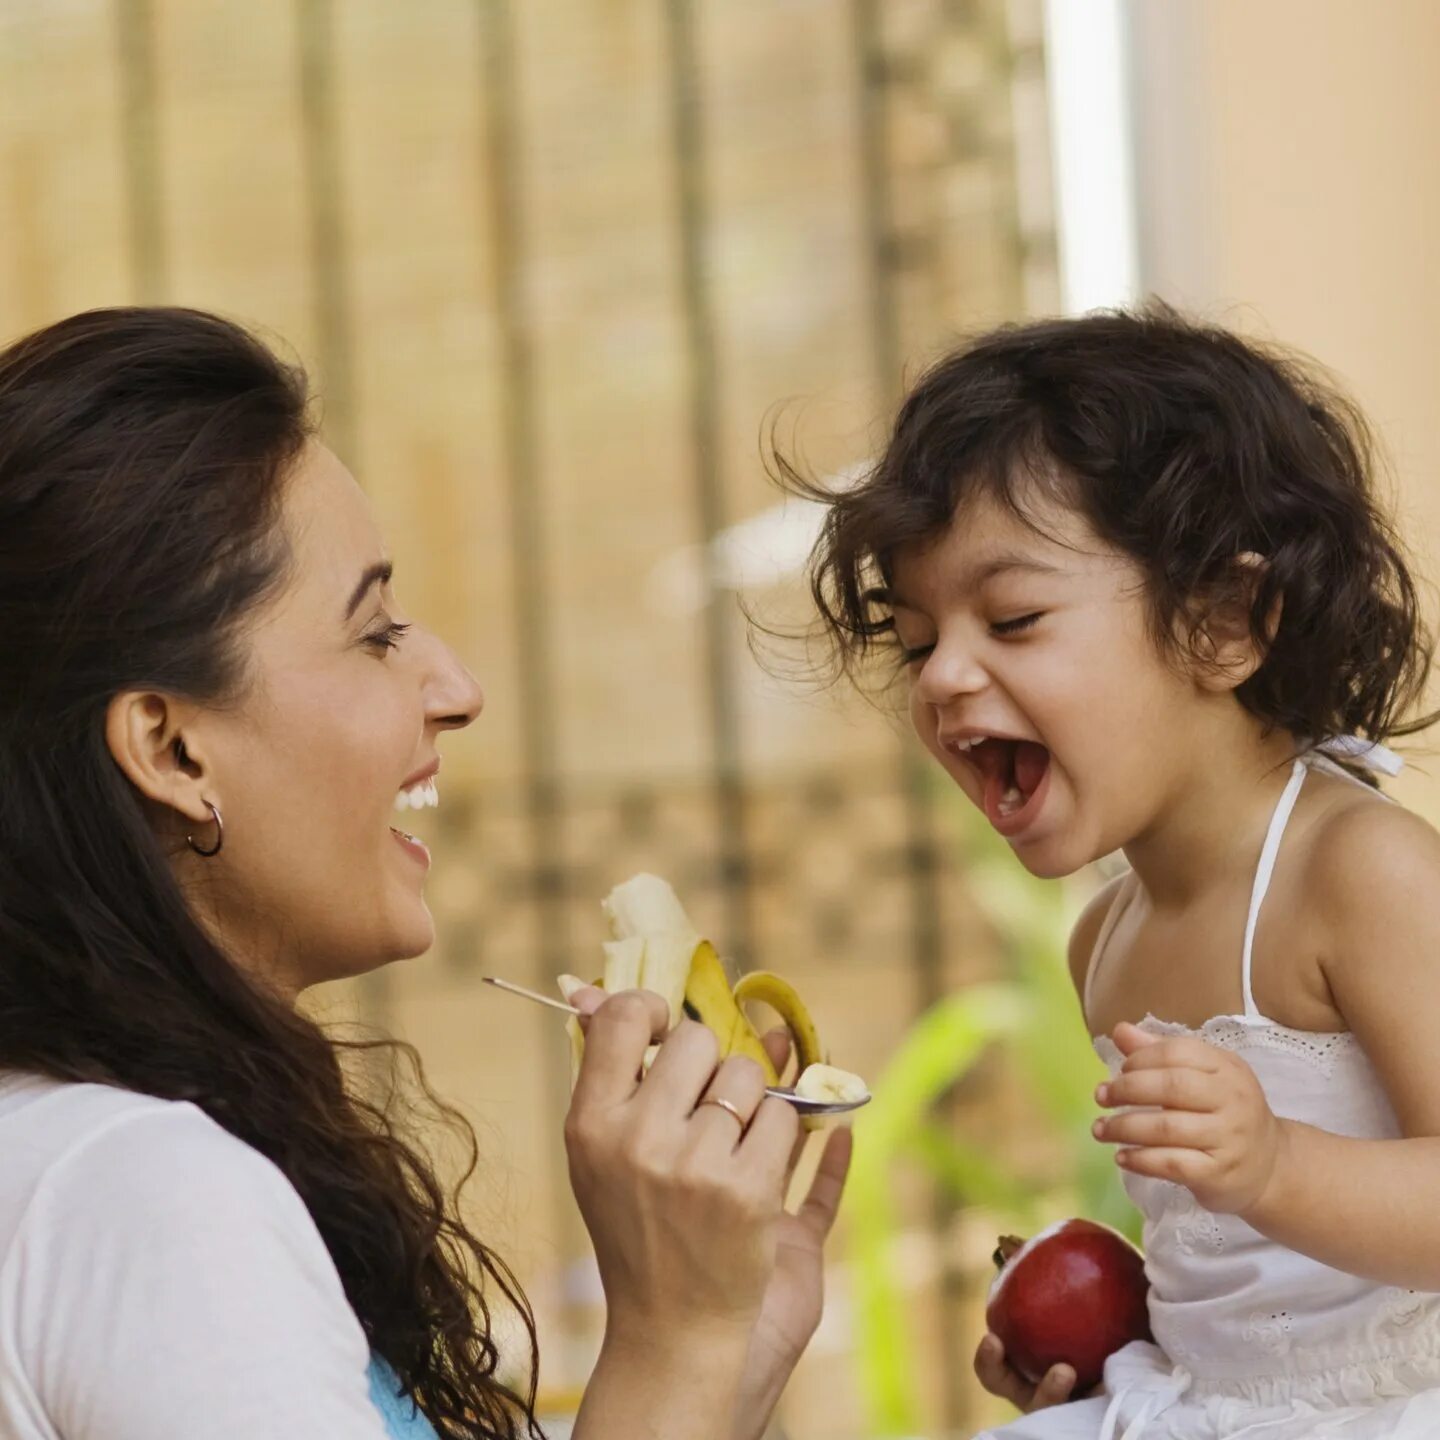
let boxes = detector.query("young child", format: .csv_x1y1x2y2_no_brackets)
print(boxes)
803,308,1440,1437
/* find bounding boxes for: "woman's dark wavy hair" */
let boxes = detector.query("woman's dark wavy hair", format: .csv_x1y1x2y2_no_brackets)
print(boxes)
0,307,539,1438
786,304,1434,749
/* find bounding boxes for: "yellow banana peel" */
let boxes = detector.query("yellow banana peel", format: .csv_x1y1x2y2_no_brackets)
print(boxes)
560,872,864,1105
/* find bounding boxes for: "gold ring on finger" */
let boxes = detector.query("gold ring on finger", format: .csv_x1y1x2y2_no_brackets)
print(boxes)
697,1095,747,1129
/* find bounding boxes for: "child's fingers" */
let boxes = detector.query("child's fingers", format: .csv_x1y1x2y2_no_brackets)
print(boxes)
1097,1068,1221,1112
1030,1364,1079,1411
1117,1037,1222,1075
1115,1144,1206,1186
1110,1020,1164,1056
1095,1109,1215,1149
973,1333,1034,1409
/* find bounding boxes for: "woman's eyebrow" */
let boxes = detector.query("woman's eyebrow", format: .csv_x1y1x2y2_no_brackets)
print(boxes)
344,560,393,620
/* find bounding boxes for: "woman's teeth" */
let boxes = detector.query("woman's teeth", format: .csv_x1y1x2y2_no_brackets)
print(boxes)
395,778,439,812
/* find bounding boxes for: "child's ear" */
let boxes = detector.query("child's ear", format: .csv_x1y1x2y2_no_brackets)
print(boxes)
1189,551,1280,693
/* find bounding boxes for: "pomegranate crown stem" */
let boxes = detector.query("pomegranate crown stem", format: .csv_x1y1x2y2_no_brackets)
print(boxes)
993,1234,1025,1270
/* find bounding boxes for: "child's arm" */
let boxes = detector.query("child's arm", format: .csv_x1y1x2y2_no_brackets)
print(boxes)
1095,803,1440,1290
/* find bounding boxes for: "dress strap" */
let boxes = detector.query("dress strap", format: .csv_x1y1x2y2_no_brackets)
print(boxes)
1240,759,1308,1022
1314,733,1404,777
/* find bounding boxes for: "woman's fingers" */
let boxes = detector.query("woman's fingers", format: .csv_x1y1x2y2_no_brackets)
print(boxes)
791,1127,852,1242
570,990,671,1110
690,1056,769,1153
639,1018,721,1116
761,1026,792,1077
570,984,607,1019
738,1093,802,1187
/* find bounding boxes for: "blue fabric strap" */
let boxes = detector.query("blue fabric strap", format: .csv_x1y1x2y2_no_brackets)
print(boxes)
368,1354,442,1439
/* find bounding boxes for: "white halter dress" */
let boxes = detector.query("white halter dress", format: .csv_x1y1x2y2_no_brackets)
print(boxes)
977,751,1440,1439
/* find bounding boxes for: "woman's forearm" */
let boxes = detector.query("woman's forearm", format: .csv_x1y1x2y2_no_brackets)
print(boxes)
572,1321,755,1440
1242,1122,1440,1289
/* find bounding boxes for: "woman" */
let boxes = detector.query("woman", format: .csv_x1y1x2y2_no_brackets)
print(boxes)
0,307,851,1440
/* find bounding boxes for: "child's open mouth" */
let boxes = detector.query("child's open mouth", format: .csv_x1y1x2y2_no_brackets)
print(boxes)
950,735,1052,836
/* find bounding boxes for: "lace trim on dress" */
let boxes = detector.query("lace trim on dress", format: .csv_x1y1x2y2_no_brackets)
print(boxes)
1095,1014,1358,1079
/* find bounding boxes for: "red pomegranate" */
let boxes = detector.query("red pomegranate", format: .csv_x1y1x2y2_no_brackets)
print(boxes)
985,1219,1152,1392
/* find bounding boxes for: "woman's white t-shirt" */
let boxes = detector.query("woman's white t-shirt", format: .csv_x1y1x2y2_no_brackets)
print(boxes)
0,1070,391,1439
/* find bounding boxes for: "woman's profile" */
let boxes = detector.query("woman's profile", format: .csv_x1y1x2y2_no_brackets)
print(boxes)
0,307,850,1440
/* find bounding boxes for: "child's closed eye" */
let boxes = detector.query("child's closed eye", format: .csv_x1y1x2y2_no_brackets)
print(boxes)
990,612,1044,637
898,613,1042,663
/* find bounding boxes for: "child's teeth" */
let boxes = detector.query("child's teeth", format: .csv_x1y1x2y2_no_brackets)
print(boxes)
998,785,1024,816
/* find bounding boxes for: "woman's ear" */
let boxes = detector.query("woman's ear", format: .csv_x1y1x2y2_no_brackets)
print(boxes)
105,691,215,825
1190,552,1280,693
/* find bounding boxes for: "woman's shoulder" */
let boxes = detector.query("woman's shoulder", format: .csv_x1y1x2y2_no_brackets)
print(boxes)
0,1074,389,1439
0,1072,318,1254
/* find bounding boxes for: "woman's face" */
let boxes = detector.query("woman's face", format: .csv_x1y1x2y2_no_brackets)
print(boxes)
180,442,483,995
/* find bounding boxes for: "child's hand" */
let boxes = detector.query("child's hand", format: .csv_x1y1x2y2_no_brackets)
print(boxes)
973,1333,1081,1413
1092,1021,1287,1216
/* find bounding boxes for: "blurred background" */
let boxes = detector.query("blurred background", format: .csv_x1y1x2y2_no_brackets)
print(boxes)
4,1,1440,1436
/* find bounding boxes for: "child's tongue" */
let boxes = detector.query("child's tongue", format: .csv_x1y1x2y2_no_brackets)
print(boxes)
977,739,1050,825
1014,741,1049,794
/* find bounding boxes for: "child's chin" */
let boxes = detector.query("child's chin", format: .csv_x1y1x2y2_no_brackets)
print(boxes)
1008,834,1087,881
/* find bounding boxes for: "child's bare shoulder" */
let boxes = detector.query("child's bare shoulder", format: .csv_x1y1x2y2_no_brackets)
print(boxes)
1066,871,1129,999
1300,779,1440,957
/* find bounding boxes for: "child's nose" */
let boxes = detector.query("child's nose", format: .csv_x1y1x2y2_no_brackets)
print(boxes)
912,639,989,704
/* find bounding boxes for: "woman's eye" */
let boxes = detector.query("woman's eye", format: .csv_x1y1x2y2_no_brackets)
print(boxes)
363,620,412,654
990,612,1043,637
900,642,935,667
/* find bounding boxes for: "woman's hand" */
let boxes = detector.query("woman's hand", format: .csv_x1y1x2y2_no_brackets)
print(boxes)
561,990,846,1440
973,1333,1079,1413
731,1031,852,1440
1094,1022,1285,1215
565,988,799,1336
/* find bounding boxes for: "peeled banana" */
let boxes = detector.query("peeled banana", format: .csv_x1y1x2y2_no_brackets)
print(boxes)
794,1063,870,1106
561,872,866,1111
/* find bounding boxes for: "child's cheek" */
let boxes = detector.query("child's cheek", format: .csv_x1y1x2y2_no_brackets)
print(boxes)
907,685,933,748
908,688,963,782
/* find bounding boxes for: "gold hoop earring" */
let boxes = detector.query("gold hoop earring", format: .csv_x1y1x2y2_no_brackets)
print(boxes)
187,801,224,858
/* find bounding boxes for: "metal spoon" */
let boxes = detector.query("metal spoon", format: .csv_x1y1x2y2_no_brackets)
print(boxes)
481,975,871,1115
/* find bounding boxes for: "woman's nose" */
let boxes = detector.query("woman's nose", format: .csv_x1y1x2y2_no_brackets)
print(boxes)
426,638,485,731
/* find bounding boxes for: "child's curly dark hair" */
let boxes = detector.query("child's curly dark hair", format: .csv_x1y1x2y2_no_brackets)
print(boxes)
784,304,1435,749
